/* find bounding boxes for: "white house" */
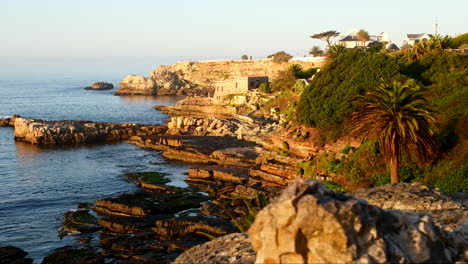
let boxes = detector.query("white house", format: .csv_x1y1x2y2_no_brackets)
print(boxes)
404,33,433,46
336,30,390,48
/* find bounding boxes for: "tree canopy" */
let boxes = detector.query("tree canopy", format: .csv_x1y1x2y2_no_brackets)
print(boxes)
310,30,340,47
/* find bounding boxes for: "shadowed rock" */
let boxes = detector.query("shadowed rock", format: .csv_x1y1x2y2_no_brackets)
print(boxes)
0,246,32,264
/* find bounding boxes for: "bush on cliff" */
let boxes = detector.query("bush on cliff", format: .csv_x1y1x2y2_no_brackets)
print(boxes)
268,51,293,64
297,50,404,127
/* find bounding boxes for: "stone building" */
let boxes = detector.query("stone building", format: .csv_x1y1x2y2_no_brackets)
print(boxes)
213,76,269,100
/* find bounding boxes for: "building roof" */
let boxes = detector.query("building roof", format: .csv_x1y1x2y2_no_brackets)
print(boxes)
386,43,400,51
406,33,433,39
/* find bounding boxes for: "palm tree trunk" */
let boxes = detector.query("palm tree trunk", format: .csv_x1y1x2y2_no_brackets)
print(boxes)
390,157,399,183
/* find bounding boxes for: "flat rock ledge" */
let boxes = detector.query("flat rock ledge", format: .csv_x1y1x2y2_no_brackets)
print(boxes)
13,117,167,144
172,233,256,264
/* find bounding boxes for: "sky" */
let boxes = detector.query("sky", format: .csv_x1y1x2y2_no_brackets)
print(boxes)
1,0,467,77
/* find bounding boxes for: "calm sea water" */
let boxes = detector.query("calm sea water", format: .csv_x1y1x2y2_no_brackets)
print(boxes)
0,77,189,262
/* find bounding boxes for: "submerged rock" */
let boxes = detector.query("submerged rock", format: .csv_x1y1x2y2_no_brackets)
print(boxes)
248,179,467,264
61,208,100,234
41,247,103,264
0,246,32,264
84,82,114,90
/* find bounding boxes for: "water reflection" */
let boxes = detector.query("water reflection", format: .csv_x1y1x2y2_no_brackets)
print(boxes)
119,95,185,105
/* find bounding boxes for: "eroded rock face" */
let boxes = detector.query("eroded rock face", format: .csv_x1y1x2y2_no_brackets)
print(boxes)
172,233,256,264
115,75,158,95
248,179,467,264
150,69,190,95
84,82,114,90
13,118,166,144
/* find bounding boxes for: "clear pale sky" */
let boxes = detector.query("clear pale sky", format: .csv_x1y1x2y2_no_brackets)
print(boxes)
1,0,467,77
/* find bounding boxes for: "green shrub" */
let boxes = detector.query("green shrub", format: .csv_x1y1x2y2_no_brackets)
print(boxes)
423,161,468,193
258,83,271,93
270,69,297,91
268,51,293,63
451,33,468,48
297,50,404,127
322,181,346,193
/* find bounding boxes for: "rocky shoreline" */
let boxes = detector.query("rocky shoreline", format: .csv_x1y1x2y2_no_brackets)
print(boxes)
1,95,467,263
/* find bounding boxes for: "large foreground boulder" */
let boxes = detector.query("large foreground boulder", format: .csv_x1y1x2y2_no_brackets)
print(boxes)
248,179,467,263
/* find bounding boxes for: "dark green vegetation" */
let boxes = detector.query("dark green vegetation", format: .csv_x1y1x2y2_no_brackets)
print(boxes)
281,37,467,192
298,51,403,128
289,64,318,79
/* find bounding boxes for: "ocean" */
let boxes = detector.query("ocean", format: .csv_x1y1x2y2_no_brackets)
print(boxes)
0,76,189,262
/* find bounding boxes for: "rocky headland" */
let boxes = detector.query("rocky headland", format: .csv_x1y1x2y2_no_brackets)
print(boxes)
114,59,322,96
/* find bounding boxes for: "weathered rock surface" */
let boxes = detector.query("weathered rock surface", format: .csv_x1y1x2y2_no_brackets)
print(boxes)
115,75,158,95
150,69,190,95
0,246,32,264
351,183,468,232
84,82,114,90
13,118,166,144
172,233,256,264
249,179,467,264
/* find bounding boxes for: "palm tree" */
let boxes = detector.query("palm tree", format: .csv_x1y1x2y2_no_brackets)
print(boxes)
309,46,324,57
352,80,438,183
326,44,347,59
356,29,370,48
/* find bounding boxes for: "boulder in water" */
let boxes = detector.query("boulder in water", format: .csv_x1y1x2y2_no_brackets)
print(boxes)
84,82,114,90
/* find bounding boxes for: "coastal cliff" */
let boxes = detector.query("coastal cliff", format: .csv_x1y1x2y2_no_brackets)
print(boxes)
115,59,323,95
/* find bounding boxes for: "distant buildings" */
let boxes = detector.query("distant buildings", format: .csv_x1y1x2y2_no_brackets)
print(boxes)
213,76,269,100
404,33,433,46
336,30,389,48
335,29,399,50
